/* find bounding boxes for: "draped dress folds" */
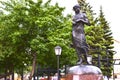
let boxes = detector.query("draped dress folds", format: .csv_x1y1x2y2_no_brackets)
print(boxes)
72,12,90,56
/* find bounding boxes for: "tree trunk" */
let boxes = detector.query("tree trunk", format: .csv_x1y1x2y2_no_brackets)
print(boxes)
29,52,37,80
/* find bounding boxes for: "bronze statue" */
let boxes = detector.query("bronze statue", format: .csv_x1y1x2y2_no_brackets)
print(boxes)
72,4,90,64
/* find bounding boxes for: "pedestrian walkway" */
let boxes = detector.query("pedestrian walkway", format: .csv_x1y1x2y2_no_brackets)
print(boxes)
104,77,120,80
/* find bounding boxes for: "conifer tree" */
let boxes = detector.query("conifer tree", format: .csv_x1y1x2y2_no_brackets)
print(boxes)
97,7,114,77
77,0,104,54
77,0,114,77
77,0,103,50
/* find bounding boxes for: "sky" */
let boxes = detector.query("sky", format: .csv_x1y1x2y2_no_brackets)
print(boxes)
2,0,120,41
46,0,120,57
1,0,120,73
86,0,120,41
85,0,120,58
50,0,120,73
1,0,120,55
48,0,120,41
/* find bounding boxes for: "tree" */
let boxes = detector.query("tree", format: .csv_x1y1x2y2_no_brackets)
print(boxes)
77,0,114,77
97,6,114,77
0,0,76,79
77,0,104,53
77,0,103,50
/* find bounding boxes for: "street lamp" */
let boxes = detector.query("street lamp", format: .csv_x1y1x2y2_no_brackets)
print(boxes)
55,46,62,80
87,55,92,64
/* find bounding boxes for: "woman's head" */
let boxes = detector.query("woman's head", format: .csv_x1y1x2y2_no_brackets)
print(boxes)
73,4,81,13
73,4,81,10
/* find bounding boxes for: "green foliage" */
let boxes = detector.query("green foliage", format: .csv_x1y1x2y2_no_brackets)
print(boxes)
97,7,114,76
0,0,76,73
78,0,114,77
0,0,114,76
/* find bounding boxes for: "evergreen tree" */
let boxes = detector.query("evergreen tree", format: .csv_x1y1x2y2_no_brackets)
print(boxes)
97,7,114,77
77,0,114,77
77,0,104,54
77,0,103,50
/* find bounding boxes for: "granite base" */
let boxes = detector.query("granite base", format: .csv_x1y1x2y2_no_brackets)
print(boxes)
66,65,103,80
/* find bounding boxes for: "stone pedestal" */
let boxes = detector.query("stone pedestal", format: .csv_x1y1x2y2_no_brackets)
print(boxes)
66,65,103,80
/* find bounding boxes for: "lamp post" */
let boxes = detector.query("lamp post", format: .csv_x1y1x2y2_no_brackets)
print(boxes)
55,46,62,80
87,55,92,64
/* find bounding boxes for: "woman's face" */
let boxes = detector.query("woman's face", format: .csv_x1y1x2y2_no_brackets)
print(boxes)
74,7,80,14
